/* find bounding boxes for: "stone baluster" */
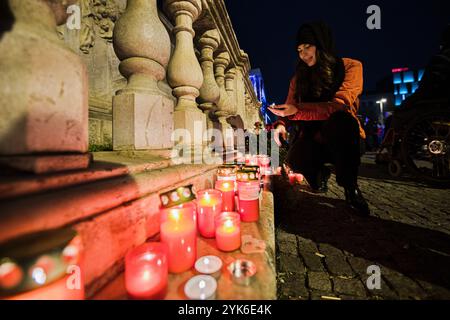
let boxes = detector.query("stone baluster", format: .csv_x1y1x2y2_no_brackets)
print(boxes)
112,0,173,151
0,0,90,174
198,29,221,141
164,0,206,157
225,67,238,116
214,52,234,152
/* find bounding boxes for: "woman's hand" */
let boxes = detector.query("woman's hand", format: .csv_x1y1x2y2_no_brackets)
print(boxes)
268,104,298,117
273,124,287,147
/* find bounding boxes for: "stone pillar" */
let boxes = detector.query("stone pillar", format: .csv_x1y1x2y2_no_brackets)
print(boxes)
198,29,221,142
0,0,90,174
225,67,238,116
214,52,234,152
164,0,206,155
112,0,173,151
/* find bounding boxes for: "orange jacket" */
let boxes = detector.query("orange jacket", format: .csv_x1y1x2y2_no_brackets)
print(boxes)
283,58,366,139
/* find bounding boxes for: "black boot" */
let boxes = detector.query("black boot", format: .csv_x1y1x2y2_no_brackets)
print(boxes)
317,166,331,193
344,187,370,216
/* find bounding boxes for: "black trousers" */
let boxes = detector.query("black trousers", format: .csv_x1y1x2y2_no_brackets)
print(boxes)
286,111,361,189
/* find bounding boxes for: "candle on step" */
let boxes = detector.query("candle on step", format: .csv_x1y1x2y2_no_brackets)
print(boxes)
1,231,84,300
125,242,168,300
215,212,241,252
215,180,235,212
194,256,222,278
288,171,296,185
160,203,197,273
237,167,260,222
184,275,217,300
196,190,222,238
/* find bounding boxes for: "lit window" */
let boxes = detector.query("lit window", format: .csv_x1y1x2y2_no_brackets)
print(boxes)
403,71,414,83
399,84,408,95
393,73,402,85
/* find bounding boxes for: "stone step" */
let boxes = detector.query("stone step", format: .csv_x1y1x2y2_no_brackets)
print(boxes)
0,156,218,293
0,151,174,200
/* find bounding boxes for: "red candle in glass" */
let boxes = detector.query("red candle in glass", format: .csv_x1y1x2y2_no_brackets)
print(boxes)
160,203,197,273
215,180,235,212
288,171,296,185
237,168,260,222
125,242,168,300
196,190,222,238
258,155,271,175
2,234,85,300
215,212,241,252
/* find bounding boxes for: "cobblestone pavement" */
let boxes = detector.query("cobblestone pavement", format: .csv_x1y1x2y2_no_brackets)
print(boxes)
273,153,450,300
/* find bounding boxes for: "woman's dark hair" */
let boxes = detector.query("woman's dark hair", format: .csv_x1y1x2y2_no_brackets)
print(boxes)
294,48,337,102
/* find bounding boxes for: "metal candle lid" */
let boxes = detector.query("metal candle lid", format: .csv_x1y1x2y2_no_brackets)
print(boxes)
159,185,196,208
227,259,257,286
236,166,260,182
184,275,217,300
217,165,238,177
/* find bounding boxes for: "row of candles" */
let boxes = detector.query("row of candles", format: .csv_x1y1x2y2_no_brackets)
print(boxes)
125,161,267,300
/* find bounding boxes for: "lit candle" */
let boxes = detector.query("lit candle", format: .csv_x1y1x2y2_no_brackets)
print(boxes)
237,168,260,222
257,155,271,175
184,275,217,300
196,190,222,238
1,231,85,300
215,180,235,212
244,154,252,165
125,242,168,300
194,256,222,278
288,171,296,185
215,212,241,252
160,203,197,273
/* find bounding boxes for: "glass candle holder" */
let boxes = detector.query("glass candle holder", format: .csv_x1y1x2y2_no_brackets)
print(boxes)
296,173,304,183
288,171,296,185
215,180,235,212
160,203,197,273
125,242,168,300
1,229,84,300
236,168,260,222
215,212,241,252
196,190,222,238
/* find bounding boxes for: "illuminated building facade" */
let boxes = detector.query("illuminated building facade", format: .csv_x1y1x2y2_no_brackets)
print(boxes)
392,67,425,106
249,68,276,125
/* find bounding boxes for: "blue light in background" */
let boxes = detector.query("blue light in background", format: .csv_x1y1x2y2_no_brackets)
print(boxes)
399,83,408,95
418,69,425,81
393,73,402,84
403,71,414,83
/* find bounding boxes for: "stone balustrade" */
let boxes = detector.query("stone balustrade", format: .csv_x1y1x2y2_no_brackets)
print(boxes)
0,0,90,174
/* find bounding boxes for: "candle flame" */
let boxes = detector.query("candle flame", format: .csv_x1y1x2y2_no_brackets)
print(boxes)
224,220,234,228
223,182,230,189
142,270,150,281
170,210,180,222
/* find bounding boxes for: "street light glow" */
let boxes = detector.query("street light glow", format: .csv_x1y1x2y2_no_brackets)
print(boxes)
376,98,387,123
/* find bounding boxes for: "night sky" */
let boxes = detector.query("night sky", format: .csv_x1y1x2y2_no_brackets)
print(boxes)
225,0,450,104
